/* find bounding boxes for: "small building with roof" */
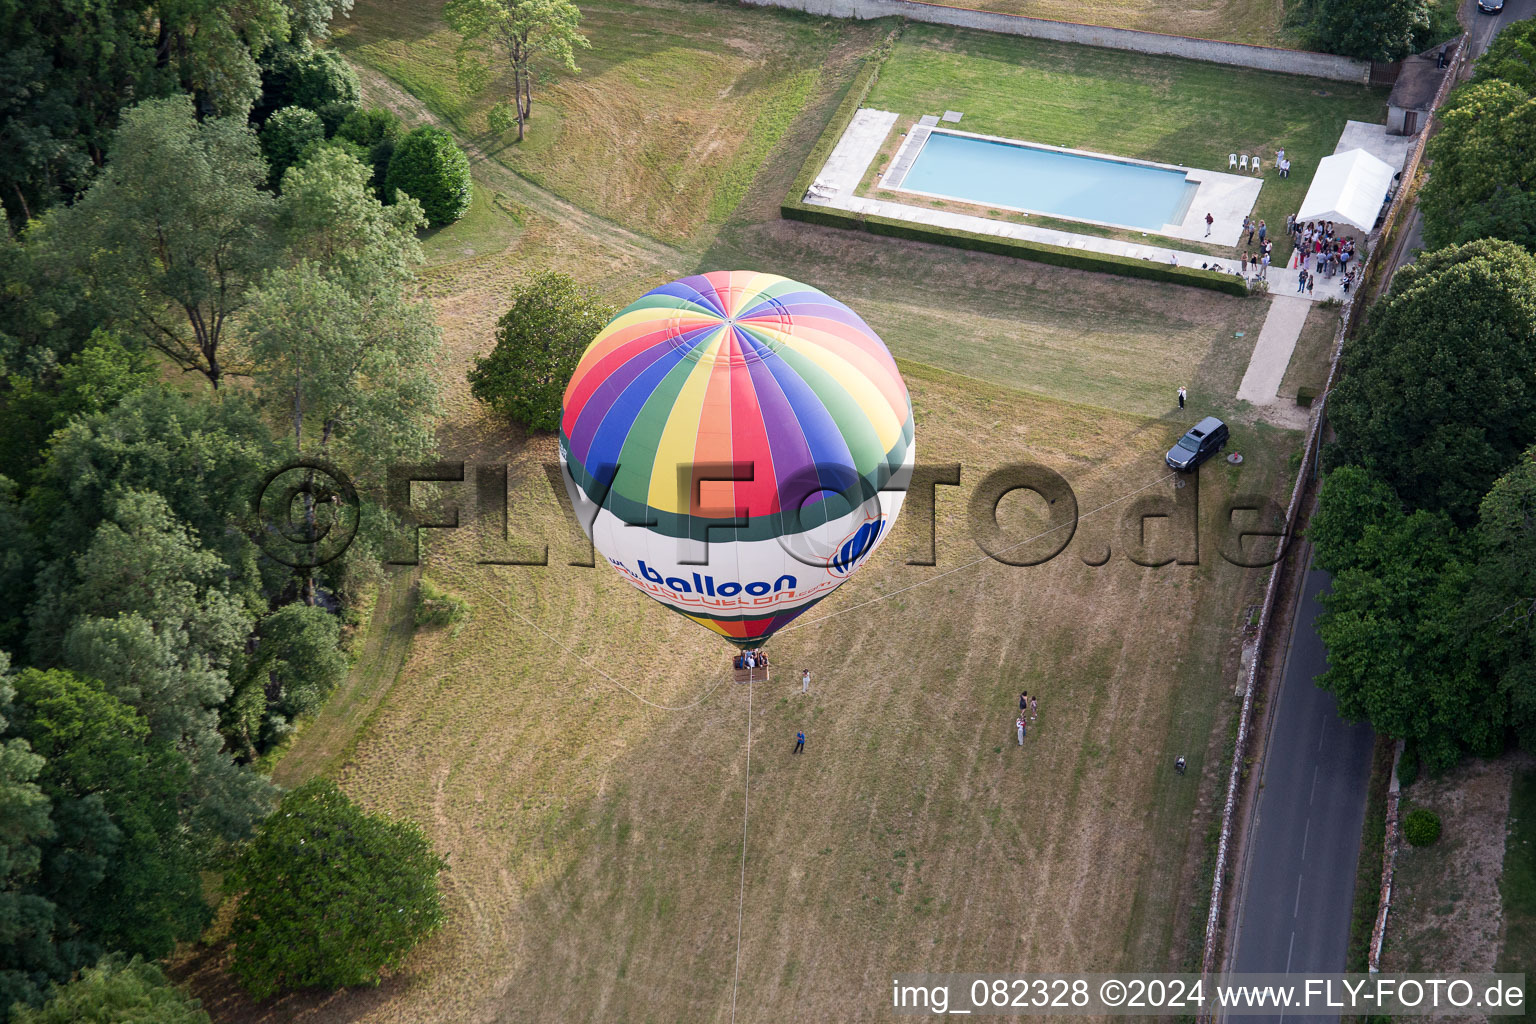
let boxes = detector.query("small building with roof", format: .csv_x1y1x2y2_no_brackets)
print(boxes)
1387,41,1458,136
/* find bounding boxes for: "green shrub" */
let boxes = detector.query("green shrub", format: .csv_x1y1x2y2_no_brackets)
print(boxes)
315,100,358,136
336,111,404,200
385,126,472,227
1402,807,1441,846
337,107,404,148
261,106,325,187
225,780,446,999
781,203,1249,296
12,954,210,1024
488,101,517,137
468,271,615,431
415,578,470,628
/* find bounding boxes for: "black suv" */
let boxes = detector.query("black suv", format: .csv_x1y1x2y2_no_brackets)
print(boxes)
1165,416,1229,471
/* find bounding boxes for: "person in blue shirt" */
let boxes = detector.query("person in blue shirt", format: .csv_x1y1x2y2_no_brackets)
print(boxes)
794,731,805,754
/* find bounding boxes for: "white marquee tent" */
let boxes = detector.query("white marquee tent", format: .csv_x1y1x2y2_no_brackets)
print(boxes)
1295,148,1395,239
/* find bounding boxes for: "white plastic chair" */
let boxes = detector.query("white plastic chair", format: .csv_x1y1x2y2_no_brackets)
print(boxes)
1239,155,1248,171
1229,153,1238,169
1252,156,1261,173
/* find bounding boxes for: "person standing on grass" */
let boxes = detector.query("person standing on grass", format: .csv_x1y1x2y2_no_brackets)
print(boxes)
1016,716,1026,746
1178,386,1187,409
1020,691,1028,713
801,669,811,695
1258,220,1267,246
794,730,805,754
1205,212,1214,237
1247,220,1256,245
1029,695,1038,722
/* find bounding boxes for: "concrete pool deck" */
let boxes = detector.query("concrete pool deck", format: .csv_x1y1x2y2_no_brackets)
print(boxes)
880,124,1262,245
803,109,1346,305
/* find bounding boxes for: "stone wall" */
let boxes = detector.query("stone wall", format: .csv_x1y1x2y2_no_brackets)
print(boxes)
743,0,1373,83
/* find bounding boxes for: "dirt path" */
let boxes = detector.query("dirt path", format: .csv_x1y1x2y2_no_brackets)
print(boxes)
354,65,689,271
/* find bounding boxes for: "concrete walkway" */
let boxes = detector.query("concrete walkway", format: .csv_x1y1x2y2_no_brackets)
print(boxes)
803,110,1348,304
1237,295,1313,428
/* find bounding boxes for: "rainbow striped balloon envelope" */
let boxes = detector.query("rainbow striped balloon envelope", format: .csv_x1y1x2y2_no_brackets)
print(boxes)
559,271,915,647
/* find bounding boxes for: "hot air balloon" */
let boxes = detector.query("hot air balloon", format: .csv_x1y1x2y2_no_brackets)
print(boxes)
559,271,914,648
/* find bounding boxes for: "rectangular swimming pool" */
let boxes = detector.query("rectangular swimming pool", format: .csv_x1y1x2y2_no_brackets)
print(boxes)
894,131,1198,232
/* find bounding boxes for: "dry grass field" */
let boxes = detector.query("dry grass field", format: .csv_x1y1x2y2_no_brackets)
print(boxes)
174,2,1311,1020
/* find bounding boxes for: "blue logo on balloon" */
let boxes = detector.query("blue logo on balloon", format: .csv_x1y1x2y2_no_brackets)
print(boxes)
830,517,886,576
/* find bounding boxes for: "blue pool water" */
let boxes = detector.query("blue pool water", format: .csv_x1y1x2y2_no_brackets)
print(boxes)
899,132,1197,231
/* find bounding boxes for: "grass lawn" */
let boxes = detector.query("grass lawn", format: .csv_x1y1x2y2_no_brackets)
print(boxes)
863,26,1388,264
1498,763,1536,977
1277,302,1339,404
172,7,1316,1019
223,361,1293,1024
335,0,838,245
951,0,1287,46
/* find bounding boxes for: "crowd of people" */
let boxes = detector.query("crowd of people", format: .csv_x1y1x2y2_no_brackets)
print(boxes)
1287,214,1358,295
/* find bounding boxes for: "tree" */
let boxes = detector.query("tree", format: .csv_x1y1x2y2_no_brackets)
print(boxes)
44,95,276,389
1288,0,1430,61
1310,467,1485,772
11,954,210,1024
445,0,590,142
1420,80,1536,253
254,42,361,126
0,479,40,654
0,330,154,484
31,386,277,570
5,669,207,962
383,127,472,227
225,779,446,999
252,144,441,541
1324,239,1536,521
27,491,272,841
1462,448,1536,752
1470,17,1536,92
0,0,290,229
468,271,612,431
285,0,357,43
261,106,326,188
226,605,347,757
0,653,59,1018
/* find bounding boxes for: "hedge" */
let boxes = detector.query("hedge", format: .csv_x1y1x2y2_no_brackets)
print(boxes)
782,202,1251,295
780,26,1248,298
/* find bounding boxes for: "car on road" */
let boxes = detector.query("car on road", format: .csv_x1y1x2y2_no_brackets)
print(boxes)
1165,416,1229,471
1478,0,1503,13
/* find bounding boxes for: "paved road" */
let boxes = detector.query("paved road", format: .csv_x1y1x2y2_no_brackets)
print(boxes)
1228,565,1375,1018
1466,0,1536,59
1222,12,1536,1010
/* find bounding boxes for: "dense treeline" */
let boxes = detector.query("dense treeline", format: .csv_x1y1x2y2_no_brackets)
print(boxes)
0,0,457,1016
1310,37,1536,778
